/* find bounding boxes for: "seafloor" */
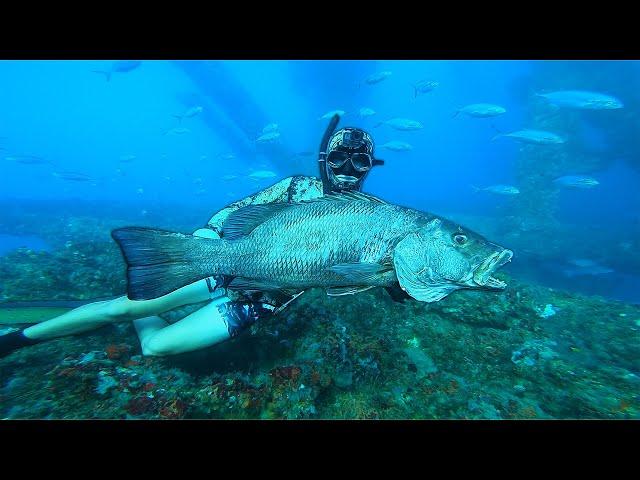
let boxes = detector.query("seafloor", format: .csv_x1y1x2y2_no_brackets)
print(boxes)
0,202,639,419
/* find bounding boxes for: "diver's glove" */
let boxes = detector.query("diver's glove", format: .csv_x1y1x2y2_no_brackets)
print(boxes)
223,301,276,338
0,328,41,359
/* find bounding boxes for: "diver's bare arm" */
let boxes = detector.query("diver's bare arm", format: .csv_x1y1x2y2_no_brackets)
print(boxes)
205,177,294,233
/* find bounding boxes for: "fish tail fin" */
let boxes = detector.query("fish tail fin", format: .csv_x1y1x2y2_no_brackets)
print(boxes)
452,110,460,118
111,227,221,300
92,70,111,82
374,122,383,128
471,185,481,193
412,84,418,98
490,124,503,141
172,115,183,123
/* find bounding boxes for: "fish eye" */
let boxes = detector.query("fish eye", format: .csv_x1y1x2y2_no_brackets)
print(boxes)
453,234,467,245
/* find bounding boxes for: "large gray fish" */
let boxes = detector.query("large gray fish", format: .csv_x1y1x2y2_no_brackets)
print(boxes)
112,192,513,303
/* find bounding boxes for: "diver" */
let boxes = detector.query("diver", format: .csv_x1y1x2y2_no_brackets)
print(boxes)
0,115,393,358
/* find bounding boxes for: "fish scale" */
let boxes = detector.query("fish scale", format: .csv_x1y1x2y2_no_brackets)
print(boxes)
206,199,421,288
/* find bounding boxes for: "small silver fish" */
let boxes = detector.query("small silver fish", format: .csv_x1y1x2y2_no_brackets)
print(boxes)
5,155,51,165
364,71,392,85
358,107,376,118
119,155,136,163
554,175,599,189
164,127,191,136
53,171,95,182
494,129,565,145
174,105,203,122
454,103,506,118
380,141,413,152
249,170,278,180
92,60,142,81
413,80,439,97
537,90,623,110
262,123,279,134
319,110,346,120
473,185,520,195
376,118,423,131
256,131,281,143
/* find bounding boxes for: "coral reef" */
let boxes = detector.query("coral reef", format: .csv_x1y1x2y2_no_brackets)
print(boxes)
1,261,638,418
0,202,638,419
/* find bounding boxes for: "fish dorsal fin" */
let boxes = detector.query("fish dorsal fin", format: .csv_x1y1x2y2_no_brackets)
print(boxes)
300,191,387,205
222,204,291,240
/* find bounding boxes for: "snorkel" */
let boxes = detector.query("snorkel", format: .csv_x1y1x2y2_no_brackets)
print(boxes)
319,114,341,194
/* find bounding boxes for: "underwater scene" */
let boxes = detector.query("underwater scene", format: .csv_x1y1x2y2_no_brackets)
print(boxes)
0,59,638,420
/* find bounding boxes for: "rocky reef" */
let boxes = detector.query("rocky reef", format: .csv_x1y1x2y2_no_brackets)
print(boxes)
1,231,638,418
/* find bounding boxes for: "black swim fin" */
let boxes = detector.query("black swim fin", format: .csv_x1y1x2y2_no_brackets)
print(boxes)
0,329,40,358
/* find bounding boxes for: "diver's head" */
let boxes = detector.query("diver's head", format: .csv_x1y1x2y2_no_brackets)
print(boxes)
323,127,382,192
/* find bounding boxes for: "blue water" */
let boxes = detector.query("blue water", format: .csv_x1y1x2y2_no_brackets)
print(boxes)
0,233,51,256
0,60,638,302
2,60,640,421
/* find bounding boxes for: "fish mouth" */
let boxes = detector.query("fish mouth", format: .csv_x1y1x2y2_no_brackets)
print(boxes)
473,249,513,289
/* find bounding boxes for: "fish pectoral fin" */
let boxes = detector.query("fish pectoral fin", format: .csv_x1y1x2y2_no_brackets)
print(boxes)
393,236,457,303
326,285,375,296
327,262,392,284
399,283,456,303
222,204,292,240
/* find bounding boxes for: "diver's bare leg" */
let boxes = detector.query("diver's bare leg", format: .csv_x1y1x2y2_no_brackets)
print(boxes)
22,280,216,341
133,297,233,356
